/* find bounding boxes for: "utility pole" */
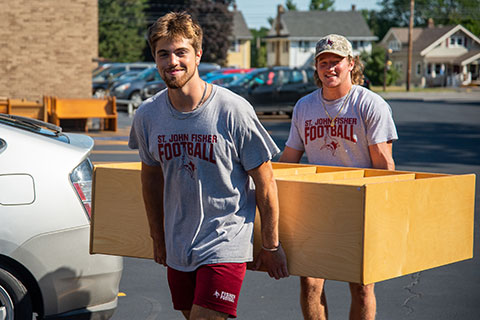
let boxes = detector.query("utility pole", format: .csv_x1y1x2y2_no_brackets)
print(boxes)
275,5,285,66
406,0,415,91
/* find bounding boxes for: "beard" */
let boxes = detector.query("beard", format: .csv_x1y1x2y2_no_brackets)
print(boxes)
161,66,196,89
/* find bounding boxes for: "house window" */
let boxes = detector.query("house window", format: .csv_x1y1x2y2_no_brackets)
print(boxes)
388,40,400,51
416,62,422,76
394,61,403,72
299,41,309,53
269,42,276,53
283,41,289,53
450,35,465,47
229,40,240,53
352,41,358,50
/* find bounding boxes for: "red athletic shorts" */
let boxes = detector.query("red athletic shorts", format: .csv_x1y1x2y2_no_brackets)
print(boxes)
167,263,247,318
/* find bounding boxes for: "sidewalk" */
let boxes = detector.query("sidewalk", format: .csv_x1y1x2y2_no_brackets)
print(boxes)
376,86,480,103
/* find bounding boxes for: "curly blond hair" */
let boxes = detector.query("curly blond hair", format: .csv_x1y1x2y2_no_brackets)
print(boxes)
313,55,364,88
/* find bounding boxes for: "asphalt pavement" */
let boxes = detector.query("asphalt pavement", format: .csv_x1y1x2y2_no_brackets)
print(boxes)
87,88,480,320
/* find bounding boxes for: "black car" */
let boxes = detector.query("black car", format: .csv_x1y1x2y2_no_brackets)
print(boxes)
227,66,318,115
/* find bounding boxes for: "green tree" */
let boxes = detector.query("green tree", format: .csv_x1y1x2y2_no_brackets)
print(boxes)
189,0,234,65
144,0,234,65
99,0,148,62
309,0,335,11
377,0,480,36
361,45,400,86
250,27,270,67
361,9,394,42
286,0,298,10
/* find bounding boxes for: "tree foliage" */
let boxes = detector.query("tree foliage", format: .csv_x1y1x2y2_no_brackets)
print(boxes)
361,45,400,86
143,0,234,65
250,27,270,67
98,0,148,62
285,0,298,10
376,0,480,38
309,0,335,11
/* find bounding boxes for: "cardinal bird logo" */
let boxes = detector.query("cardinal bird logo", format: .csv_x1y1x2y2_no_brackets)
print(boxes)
181,148,196,179
320,134,339,156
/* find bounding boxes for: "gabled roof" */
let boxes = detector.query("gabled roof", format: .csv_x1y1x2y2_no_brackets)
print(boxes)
381,25,480,54
455,50,480,66
231,11,252,40
267,10,376,40
382,27,423,45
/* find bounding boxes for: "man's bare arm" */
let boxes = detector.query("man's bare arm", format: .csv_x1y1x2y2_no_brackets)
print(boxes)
141,162,167,266
248,161,289,279
368,141,395,170
278,146,304,163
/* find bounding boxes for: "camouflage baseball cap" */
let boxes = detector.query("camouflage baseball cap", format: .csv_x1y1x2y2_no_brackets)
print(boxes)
315,34,353,59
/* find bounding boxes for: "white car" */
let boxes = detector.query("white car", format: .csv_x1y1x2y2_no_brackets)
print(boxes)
0,114,122,319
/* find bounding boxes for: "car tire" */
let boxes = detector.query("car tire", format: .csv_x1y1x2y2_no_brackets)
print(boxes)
130,91,143,107
0,267,33,320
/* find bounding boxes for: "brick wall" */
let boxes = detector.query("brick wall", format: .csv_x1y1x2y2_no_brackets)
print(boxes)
0,0,97,100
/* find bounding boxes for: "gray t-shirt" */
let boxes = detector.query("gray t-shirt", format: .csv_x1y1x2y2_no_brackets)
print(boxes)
129,85,280,271
286,85,398,168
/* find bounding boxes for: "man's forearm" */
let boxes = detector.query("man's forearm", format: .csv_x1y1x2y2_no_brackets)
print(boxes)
257,180,280,249
141,164,165,239
249,161,280,248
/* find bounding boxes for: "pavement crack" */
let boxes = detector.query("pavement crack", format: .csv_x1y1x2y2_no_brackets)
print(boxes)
402,272,422,315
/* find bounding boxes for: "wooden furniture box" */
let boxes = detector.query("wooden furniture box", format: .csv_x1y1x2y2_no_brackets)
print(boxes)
90,162,475,284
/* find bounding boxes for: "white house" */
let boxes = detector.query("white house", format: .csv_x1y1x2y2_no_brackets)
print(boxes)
264,5,377,68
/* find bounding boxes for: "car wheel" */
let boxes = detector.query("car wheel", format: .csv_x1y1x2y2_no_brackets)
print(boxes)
0,268,33,320
93,88,106,98
130,91,143,107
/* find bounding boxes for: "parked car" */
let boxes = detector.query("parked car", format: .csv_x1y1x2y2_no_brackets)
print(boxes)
141,79,167,100
227,66,318,114
204,72,249,87
201,68,254,87
197,62,221,76
93,62,154,98
109,66,163,107
0,114,122,319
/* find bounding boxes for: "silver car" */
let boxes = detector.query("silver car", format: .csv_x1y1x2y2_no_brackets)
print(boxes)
0,114,122,319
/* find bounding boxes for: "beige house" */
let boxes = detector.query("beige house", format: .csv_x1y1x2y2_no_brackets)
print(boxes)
226,10,252,68
381,22,480,87
0,0,98,100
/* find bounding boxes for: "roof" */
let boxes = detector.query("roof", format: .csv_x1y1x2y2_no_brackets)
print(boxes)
267,10,376,40
383,25,469,52
455,50,480,65
231,11,252,40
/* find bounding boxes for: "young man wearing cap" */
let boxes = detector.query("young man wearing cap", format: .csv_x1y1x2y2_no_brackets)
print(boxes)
279,34,398,320
129,12,288,320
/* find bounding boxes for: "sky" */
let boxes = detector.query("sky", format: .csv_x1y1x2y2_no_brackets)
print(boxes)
235,0,381,30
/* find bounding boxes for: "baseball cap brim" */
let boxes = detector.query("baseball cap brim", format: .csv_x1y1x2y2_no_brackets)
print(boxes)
315,49,349,59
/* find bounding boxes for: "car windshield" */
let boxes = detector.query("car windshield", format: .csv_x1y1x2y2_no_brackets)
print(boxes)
0,114,69,143
137,68,158,80
228,72,258,86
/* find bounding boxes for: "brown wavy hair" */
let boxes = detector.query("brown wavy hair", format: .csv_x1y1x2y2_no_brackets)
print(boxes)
148,11,203,59
314,55,365,88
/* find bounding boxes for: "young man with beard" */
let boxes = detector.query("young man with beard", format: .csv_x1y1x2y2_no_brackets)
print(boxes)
128,12,288,320
279,34,398,320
